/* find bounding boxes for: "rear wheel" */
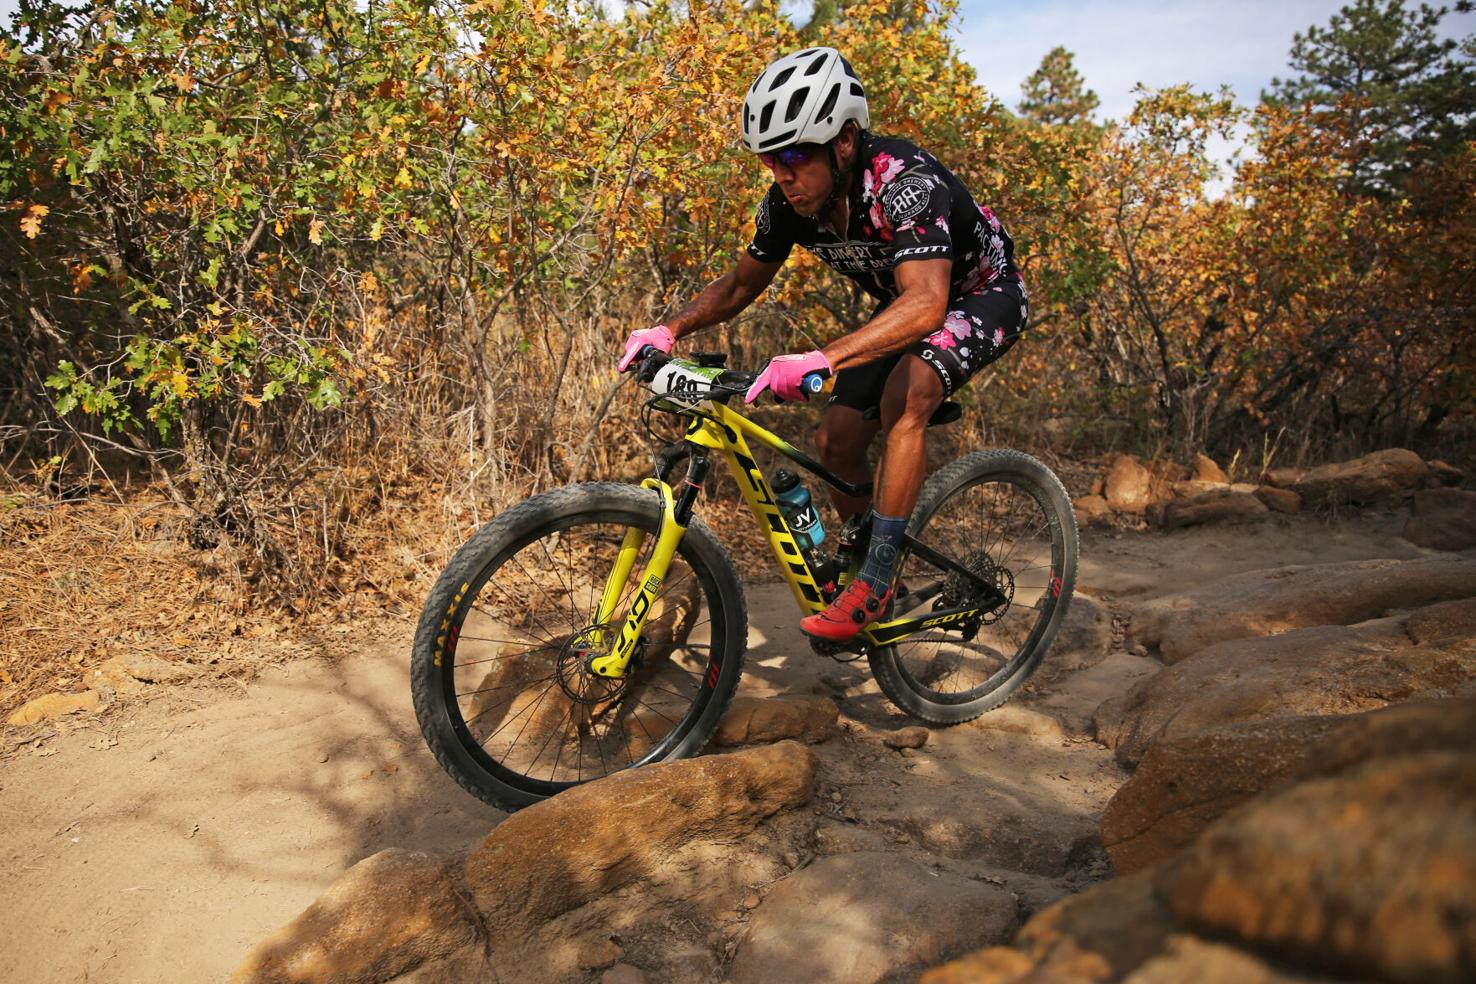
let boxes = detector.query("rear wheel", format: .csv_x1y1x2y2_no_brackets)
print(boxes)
869,450,1078,723
411,482,747,810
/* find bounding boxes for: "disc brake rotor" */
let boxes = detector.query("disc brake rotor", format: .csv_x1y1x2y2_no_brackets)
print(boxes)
939,551,1015,626
556,625,632,704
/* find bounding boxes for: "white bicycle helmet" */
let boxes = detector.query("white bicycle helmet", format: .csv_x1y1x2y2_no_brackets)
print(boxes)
742,47,869,153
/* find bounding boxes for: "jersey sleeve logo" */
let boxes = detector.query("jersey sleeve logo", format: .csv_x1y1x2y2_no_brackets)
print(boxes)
882,174,933,226
756,195,772,235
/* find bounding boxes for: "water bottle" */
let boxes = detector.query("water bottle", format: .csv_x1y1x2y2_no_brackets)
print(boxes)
772,469,837,592
771,469,825,550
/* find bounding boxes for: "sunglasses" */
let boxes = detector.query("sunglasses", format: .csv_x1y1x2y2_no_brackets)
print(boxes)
758,145,821,170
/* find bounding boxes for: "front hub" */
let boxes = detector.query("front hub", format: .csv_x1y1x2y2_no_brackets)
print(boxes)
557,626,630,705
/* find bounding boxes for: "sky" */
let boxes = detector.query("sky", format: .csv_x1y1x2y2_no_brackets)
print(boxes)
949,0,1476,121
2,0,1471,142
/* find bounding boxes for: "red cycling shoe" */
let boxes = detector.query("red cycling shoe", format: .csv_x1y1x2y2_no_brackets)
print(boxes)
800,579,893,642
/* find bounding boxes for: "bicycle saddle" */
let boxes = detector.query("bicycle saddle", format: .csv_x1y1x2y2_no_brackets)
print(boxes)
860,401,962,427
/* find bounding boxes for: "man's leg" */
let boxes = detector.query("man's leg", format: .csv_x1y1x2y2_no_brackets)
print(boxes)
816,403,880,521
849,355,944,596
872,354,946,520
799,357,945,641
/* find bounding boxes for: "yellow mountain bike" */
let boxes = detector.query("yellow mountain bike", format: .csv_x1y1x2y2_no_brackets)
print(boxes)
411,350,1078,810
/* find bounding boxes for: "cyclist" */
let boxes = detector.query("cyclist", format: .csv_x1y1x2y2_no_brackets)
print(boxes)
618,47,1027,642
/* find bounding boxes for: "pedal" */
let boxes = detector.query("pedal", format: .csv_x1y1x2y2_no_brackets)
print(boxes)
809,636,869,661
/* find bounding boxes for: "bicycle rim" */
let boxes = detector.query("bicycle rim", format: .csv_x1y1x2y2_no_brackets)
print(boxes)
436,509,729,796
885,463,1069,704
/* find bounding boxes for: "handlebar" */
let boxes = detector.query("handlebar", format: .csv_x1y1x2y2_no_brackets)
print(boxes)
633,346,826,401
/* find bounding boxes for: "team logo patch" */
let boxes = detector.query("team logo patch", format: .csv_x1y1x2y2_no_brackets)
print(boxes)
882,174,932,225
756,195,772,235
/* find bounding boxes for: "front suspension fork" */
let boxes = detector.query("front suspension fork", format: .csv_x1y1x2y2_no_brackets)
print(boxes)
588,449,708,678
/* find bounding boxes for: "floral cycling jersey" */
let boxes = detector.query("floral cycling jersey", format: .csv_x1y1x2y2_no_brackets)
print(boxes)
746,132,1023,304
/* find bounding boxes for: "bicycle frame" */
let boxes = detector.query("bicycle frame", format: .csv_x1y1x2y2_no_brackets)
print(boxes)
588,392,1008,679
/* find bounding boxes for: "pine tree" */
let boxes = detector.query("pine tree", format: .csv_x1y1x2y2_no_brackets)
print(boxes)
1264,0,1476,196
1018,46,1100,127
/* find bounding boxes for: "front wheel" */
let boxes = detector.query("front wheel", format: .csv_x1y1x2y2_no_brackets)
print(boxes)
411,482,748,811
869,450,1078,723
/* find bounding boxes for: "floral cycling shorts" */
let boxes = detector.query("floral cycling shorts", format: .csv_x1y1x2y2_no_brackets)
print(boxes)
828,277,1028,412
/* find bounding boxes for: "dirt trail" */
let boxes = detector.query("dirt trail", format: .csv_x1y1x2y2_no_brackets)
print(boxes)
0,507,1425,984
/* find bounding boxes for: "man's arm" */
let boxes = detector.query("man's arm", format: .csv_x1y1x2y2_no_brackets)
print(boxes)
820,259,952,372
667,253,783,340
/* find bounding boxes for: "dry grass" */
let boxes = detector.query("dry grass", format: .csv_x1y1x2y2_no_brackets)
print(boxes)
0,462,797,728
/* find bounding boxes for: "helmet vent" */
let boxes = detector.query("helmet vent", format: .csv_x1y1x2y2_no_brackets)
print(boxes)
803,56,827,77
769,66,796,90
785,88,808,123
758,129,797,151
850,82,864,98
814,83,840,124
759,100,775,133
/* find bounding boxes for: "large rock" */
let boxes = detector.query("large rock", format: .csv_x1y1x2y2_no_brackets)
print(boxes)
1102,696,1476,874
1154,489,1269,530
919,869,1175,984
7,690,100,726
463,741,815,932
1192,454,1228,484
1033,593,1114,685
1094,613,1476,767
1122,936,1336,984
1158,751,1476,984
87,653,195,696
1073,494,1112,528
1132,555,1476,664
1101,715,1342,875
1252,486,1301,515
713,696,838,746
232,849,480,984
886,797,1101,877
1279,448,1429,508
1407,596,1476,645
1404,487,1476,551
1427,459,1465,486
965,703,1066,740
730,852,1018,984
1105,455,1153,514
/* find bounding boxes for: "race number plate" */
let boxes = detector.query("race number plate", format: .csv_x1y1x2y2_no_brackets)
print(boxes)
650,361,723,407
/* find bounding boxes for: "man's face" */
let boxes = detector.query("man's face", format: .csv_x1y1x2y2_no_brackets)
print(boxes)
761,144,833,218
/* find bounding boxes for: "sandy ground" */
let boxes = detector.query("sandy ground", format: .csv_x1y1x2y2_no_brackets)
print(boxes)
0,506,1426,984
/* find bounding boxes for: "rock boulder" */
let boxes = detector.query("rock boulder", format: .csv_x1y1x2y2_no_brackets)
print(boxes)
713,696,838,746
1154,489,1269,530
233,849,480,984
463,741,816,933
730,852,1018,984
7,690,100,726
1094,614,1476,767
1283,448,1429,508
1252,486,1301,515
1105,455,1153,514
1192,454,1228,484
1159,750,1476,984
1131,555,1476,664
1101,696,1476,874
1073,494,1112,528
919,869,1174,984
1403,487,1476,551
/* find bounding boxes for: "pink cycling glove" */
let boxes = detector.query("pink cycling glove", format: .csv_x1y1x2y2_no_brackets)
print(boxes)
744,350,833,404
617,324,675,373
